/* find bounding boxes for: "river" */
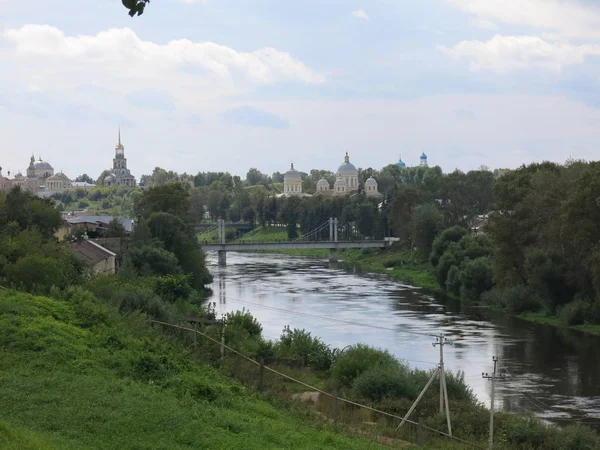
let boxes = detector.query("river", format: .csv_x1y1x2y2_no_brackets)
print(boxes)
206,252,600,427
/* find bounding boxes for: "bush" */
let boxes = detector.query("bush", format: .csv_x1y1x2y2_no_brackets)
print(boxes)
226,309,263,339
482,285,540,314
497,414,548,448
555,424,600,450
154,274,194,303
331,344,399,388
459,256,494,303
430,225,468,267
352,365,416,402
558,300,588,326
276,326,334,371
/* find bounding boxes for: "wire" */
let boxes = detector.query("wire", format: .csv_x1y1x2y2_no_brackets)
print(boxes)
150,319,487,450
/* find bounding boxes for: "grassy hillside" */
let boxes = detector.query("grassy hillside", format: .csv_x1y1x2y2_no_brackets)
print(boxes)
0,289,388,450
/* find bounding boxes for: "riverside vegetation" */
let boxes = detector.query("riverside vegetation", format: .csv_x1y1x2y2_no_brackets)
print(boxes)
2,184,600,449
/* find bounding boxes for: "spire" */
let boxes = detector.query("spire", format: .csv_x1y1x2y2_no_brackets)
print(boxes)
344,152,349,164
116,126,124,150
291,162,294,170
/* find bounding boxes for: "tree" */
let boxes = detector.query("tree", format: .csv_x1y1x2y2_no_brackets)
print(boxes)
412,203,442,254
122,0,149,17
75,174,94,184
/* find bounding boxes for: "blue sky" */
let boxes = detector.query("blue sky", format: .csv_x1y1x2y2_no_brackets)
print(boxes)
1,0,600,179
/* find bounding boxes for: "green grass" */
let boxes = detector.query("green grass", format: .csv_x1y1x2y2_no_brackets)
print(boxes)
518,312,600,335
0,289,390,450
339,248,441,293
236,226,289,242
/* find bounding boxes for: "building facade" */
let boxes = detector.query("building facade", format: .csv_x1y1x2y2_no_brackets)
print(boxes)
280,152,380,198
104,129,136,187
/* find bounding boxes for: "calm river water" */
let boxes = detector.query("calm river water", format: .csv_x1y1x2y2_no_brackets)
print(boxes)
206,252,600,427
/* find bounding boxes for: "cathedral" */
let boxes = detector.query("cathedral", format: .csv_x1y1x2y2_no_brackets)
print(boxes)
103,129,136,187
281,152,381,198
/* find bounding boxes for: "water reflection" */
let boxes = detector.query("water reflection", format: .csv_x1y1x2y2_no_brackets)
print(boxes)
206,252,600,426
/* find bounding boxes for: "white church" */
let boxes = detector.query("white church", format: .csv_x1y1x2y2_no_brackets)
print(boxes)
280,152,381,198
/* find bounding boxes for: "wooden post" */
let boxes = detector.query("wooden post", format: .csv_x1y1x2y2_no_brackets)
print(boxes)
417,418,426,446
332,389,339,425
258,358,265,392
192,322,197,350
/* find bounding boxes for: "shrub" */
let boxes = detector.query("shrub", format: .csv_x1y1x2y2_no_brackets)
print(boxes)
555,424,600,450
558,300,588,326
154,274,194,303
482,285,540,314
352,365,416,402
445,265,462,297
276,326,334,371
459,256,494,303
497,414,548,448
429,225,469,267
226,309,263,339
331,344,399,388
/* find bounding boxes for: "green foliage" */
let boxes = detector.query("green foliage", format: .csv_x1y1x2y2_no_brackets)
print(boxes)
331,344,399,388
276,326,335,371
458,257,494,303
154,274,194,303
558,299,588,326
482,285,539,314
411,203,443,254
352,365,416,402
226,309,263,338
0,290,382,450
430,225,469,267
124,243,181,276
524,249,573,313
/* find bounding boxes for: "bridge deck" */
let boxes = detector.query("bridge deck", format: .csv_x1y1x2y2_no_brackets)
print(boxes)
200,241,389,251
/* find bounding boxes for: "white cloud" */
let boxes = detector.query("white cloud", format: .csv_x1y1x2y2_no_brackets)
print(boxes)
0,24,324,111
352,10,369,21
2,25,324,86
472,18,497,30
439,35,600,73
443,0,600,40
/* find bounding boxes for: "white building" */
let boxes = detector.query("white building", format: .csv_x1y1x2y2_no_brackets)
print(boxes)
279,152,380,198
103,129,136,187
282,163,305,196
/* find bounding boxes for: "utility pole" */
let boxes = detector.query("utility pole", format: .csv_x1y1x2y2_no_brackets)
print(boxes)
433,334,453,436
482,356,507,450
397,334,453,436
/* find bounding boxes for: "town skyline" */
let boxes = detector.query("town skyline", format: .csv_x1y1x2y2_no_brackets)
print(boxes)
2,1,600,177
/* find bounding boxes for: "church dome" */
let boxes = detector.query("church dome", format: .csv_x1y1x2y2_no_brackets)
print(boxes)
420,152,428,160
334,177,346,187
283,163,302,181
33,159,53,170
365,177,377,185
317,178,330,188
337,152,358,176
397,155,406,167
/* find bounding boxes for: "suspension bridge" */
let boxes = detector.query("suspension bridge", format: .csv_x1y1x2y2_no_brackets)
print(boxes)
198,218,391,265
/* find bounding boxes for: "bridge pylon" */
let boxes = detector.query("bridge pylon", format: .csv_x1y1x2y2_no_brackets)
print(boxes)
329,217,339,263
218,219,226,266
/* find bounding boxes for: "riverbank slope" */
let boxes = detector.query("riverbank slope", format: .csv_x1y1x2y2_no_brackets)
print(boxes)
0,289,392,450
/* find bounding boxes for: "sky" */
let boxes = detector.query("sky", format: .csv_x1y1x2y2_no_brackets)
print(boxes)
1,0,600,179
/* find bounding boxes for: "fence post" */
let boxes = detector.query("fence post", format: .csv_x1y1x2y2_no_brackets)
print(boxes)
332,389,339,425
258,358,265,392
417,417,426,446
193,322,197,350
